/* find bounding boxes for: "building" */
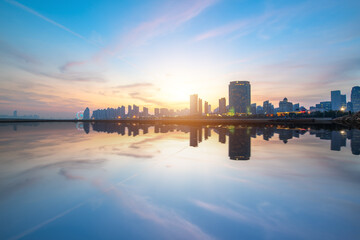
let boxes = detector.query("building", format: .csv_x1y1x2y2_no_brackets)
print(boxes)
143,107,149,117
83,107,90,120
251,103,256,115
293,103,300,112
331,90,342,111
351,86,360,112
219,97,226,114
204,101,209,114
278,98,293,112
199,98,202,115
263,100,274,114
208,104,211,114
229,81,251,114
190,94,198,115
13,110,17,117
160,108,169,116
320,101,332,111
154,108,160,117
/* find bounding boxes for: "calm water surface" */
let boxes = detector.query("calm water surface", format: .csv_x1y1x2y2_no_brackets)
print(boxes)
0,122,359,240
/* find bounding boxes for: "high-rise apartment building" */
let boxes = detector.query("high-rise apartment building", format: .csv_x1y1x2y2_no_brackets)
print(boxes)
190,94,198,115
229,81,251,114
351,86,360,112
219,97,226,114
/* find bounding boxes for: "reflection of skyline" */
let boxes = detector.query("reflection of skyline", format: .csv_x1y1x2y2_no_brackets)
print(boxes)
84,123,360,158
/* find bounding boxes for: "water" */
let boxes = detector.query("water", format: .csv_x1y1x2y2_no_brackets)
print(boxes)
0,122,359,240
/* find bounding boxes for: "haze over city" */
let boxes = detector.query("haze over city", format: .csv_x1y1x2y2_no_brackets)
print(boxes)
0,0,359,118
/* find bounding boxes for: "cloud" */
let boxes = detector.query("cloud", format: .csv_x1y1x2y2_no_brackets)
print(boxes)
115,83,153,89
129,92,164,106
0,39,39,64
5,0,94,45
60,0,217,71
193,1,313,42
16,64,107,82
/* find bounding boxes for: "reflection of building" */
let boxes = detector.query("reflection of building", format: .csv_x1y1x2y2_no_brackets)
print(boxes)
278,129,293,143
349,129,360,155
229,81,251,114
228,128,251,160
331,131,346,151
190,127,198,147
218,128,227,143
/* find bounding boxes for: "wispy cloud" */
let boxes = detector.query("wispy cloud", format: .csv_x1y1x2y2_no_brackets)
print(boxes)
115,83,153,89
5,0,94,44
0,39,39,64
129,92,164,106
60,0,217,71
193,2,313,42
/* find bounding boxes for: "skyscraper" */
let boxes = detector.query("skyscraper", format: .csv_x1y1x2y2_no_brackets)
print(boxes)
351,86,360,112
190,94,198,115
331,90,342,110
219,97,226,114
199,98,202,115
229,81,251,114
83,107,90,120
341,94,346,110
204,101,208,114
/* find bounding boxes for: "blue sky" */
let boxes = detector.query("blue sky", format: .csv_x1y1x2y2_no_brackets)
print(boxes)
0,0,359,118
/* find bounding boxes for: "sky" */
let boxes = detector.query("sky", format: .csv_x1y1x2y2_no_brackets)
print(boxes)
0,0,359,118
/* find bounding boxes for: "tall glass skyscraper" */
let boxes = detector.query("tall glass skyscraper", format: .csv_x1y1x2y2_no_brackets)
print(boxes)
229,81,251,114
190,94,198,115
351,86,360,112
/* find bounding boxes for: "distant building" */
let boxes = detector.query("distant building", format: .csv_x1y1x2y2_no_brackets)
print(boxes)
341,94,346,110
278,98,293,112
256,106,264,114
83,107,90,120
199,98,202,115
208,104,211,114
154,108,160,117
219,97,226,114
160,108,169,116
128,105,132,116
331,90,342,111
351,86,360,112
251,103,256,115
133,105,139,118
13,110,17,117
347,102,353,112
229,81,251,114
320,101,331,111
293,103,300,112
204,101,208,114
143,107,149,117
190,94,198,115
263,100,274,114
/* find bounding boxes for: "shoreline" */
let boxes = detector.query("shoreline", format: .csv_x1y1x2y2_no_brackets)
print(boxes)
0,118,335,125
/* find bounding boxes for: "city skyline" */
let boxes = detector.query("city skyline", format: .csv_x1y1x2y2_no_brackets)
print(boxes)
0,0,359,118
